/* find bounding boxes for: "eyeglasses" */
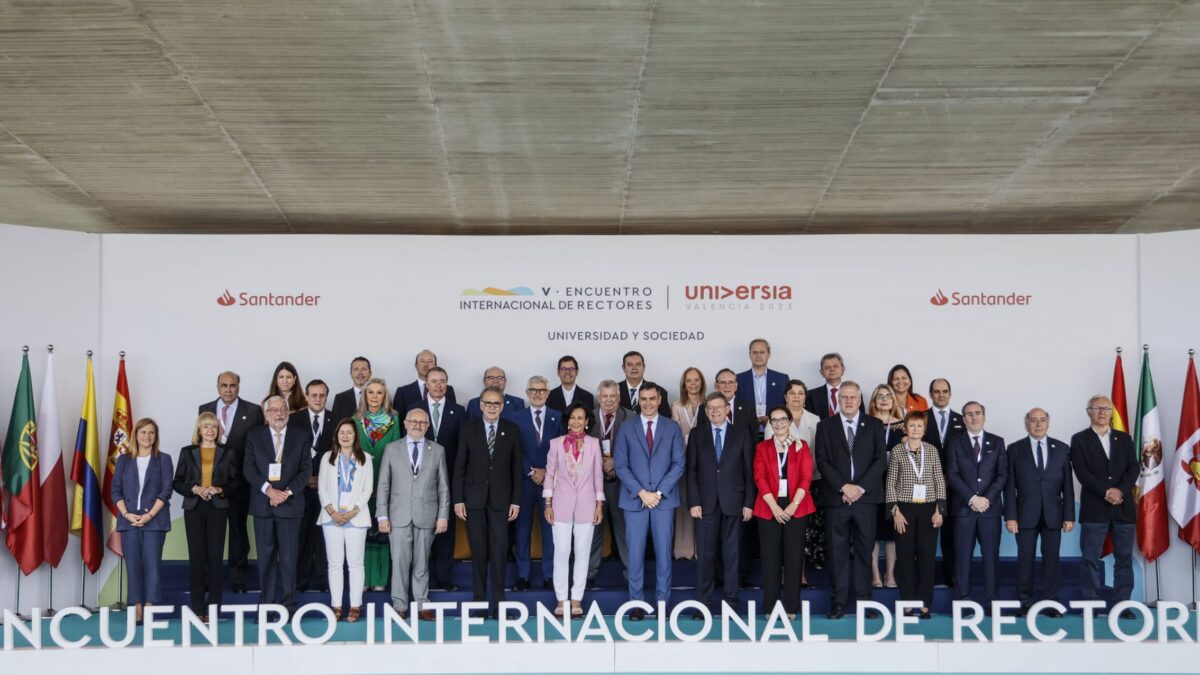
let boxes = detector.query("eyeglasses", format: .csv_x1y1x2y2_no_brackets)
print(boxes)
484,376,505,383
875,393,893,399
481,400,503,407
1087,407,1112,413
705,405,727,414
558,367,578,373
769,417,791,425
405,419,430,426
526,388,549,395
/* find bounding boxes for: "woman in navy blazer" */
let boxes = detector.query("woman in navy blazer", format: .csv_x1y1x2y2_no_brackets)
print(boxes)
112,418,175,623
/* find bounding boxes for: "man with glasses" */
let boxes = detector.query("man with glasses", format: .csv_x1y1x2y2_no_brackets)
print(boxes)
467,367,526,421
946,401,1007,605
453,386,523,618
514,376,562,590
547,355,594,414
377,408,451,621
1070,395,1137,619
587,379,634,587
686,392,755,616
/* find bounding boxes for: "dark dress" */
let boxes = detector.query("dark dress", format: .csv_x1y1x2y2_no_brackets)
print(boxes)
875,419,905,541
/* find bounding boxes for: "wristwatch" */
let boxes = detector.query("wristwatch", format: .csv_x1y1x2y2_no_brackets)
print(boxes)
655,490,663,498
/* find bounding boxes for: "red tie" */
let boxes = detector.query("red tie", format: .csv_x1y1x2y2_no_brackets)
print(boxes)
830,387,838,417
973,436,982,463
646,420,654,453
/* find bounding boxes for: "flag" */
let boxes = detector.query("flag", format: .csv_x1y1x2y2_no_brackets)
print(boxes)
1133,350,1169,562
1101,352,1131,558
3,351,43,574
38,350,69,567
1168,354,1200,553
70,355,103,573
101,355,132,557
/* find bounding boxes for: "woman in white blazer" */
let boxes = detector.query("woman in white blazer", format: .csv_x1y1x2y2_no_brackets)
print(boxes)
318,419,375,621
543,403,605,616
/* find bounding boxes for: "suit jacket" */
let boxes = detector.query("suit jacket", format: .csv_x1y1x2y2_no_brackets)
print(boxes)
1004,436,1075,527
173,443,240,510
805,383,841,419
613,414,685,511
112,452,175,531
243,425,313,519
330,387,360,425
618,381,672,419
1070,427,1137,523
686,422,755,516
316,452,375,527
923,407,965,460
814,413,887,505
377,438,450,528
544,435,605,523
289,407,336,475
515,406,563,475
947,430,1008,517
409,398,466,467
198,397,265,485
694,396,759,439
465,393,526,422
588,406,633,446
394,380,458,416
735,368,789,412
546,385,594,415
453,417,523,510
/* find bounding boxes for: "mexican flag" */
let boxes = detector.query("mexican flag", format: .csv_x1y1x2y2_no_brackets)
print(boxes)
1133,350,1169,562
3,351,43,575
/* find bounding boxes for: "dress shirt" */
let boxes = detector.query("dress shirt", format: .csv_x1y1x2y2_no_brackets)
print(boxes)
218,398,239,444
932,405,952,441
560,385,576,407
308,409,324,454
1095,428,1111,458
752,370,767,408
407,435,424,474
261,426,289,494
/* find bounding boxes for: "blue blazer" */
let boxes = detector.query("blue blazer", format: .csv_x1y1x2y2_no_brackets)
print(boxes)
514,406,562,475
111,452,175,532
466,394,526,422
1004,436,1075,528
243,425,313,519
613,414,685,511
947,430,1007,517
735,368,789,411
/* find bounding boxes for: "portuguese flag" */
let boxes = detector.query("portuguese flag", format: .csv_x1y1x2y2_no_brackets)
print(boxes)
3,351,43,575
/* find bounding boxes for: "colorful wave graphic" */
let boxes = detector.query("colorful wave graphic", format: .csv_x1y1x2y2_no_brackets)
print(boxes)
462,287,535,296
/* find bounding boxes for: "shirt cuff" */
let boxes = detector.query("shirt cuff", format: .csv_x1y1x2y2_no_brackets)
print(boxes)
377,516,389,522
261,482,270,494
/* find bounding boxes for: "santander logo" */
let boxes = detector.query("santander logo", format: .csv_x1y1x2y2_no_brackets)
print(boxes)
217,290,236,306
930,288,1032,307
216,289,322,308
930,289,949,306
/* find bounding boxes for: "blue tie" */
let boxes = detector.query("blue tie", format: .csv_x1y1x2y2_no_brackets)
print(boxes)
714,427,724,463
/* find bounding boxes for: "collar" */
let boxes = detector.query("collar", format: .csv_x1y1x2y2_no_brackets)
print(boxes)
640,414,659,425
560,384,575,392
429,396,445,405
713,421,729,434
933,405,951,415
530,405,547,414
626,380,643,390
840,413,859,426
406,435,425,446
752,367,768,377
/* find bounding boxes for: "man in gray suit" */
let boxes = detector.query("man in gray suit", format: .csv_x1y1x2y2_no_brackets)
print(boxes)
587,379,634,587
377,408,450,621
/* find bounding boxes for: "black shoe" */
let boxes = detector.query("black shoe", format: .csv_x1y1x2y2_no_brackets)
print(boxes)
800,582,814,590
542,579,554,590
586,579,602,591
689,609,706,621
1043,608,1063,618
1017,607,1030,617
629,608,646,621
232,584,247,594
1119,609,1137,621
827,606,845,620
903,608,915,617
919,609,932,620
863,608,882,620
515,578,531,591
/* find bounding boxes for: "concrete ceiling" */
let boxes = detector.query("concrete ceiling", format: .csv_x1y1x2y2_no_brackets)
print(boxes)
0,0,1198,235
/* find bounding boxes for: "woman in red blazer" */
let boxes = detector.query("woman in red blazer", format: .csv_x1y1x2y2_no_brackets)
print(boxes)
754,405,816,619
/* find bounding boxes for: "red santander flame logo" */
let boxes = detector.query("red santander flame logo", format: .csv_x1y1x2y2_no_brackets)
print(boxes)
930,289,949,306
217,289,236,306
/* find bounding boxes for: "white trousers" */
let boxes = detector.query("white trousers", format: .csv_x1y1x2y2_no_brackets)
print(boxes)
551,521,595,601
322,525,367,608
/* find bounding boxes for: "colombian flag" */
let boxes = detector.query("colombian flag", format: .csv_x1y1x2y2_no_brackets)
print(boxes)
70,354,103,573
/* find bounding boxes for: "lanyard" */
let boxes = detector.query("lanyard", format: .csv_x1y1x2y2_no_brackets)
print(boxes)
338,455,355,487
905,445,925,481
775,440,791,479
602,412,616,439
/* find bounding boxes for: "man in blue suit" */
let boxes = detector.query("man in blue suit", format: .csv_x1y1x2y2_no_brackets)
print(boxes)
408,366,467,591
947,401,1007,604
513,375,562,590
1004,407,1074,616
615,383,685,620
467,366,526,422
735,338,789,430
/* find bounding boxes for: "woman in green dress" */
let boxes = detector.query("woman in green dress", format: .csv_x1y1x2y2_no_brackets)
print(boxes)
355,377,402,591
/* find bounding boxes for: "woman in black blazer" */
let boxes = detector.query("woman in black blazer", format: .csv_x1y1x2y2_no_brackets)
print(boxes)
173,411,241,620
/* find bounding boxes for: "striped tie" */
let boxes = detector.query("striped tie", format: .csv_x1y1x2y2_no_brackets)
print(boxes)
487,423,496,458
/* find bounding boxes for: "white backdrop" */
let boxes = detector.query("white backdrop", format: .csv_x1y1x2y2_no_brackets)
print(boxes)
7,223,1197,613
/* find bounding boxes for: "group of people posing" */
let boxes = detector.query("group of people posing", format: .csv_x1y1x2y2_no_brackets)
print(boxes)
109,340,1140,624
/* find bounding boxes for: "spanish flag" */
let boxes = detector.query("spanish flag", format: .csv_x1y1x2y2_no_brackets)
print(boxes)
101,355,132,557
69,354,103,573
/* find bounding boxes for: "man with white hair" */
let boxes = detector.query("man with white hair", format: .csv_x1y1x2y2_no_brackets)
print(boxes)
513,375,562,590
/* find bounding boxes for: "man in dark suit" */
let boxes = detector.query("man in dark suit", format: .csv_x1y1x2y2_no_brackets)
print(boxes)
395,349,458,413
1004,407,1074,615
814,381,886,619
198,370,264,593
946,401,1007,604
805,352,845,419
618,351,671,418
546,355,594,414
687,392,755,615
453,386,523,617
735,338,790,429
587,379,634,586
330,356,372,423
1071,394,1138,618
244,396,312,611
288,379,336,592
708,367,762,586
923,377,964,588
466,367,525,422
513,375,562,590
408,366,467,591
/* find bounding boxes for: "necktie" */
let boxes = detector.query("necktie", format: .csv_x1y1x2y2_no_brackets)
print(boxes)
420,381,427,401
846,421,856,480
535,409,543,444
645,420,654,453
411,441,420,475
714,426,724,463
604,412,614,440
630,387,639,408
1036,440,1045,472
830,387,838,416
487,424,496,458
220,404,231,442
431,401,442,436
312,413,320,439
973,436,982,463
728,401,735,423
938,410,947,439
273,431,283,462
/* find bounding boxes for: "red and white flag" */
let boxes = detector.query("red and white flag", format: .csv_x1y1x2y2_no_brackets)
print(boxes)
38,350,69,566
1168,355,1200,552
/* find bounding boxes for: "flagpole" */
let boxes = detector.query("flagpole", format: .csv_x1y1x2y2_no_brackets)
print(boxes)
45,566,56,617
114,558,125,611
79,349,98,613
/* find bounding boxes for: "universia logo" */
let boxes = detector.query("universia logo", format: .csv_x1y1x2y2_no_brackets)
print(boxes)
684,284,792,301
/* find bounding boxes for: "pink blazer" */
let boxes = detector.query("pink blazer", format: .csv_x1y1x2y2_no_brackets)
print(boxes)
543,435,605,524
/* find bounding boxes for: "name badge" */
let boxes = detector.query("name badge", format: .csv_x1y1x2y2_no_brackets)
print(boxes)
778,477,788,498
912,484,928,502
601,439,612,456
338,490,354,512
756,404,767,418
268,462,282,482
